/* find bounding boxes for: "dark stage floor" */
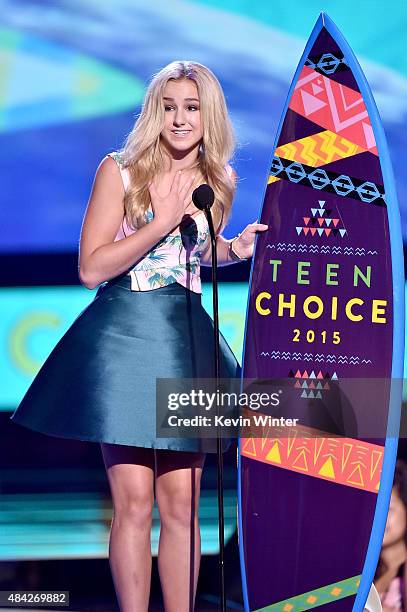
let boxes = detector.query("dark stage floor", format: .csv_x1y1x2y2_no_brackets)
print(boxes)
0,544,244,611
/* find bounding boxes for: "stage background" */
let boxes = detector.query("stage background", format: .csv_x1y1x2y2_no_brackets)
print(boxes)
0,0,406,252
0,3,406,608
1,0,406,402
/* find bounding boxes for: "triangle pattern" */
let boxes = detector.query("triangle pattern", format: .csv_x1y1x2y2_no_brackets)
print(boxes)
319,456,335,478
301,89,327,116
266,442,282,464
370,451,383,478
242,437,257,457
342,443,353,471
347,464,365,487
292,449,309,472
312,82,324,95
341,84,364,110
296,199,347,239
314,439,325,464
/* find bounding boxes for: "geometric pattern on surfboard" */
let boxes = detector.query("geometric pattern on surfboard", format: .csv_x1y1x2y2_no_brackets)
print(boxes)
305,51,348,76
295,199,347,238
240,424,383,493
266,243,379,256
268,157,386,207
276,130,364,168
260,350,372,365
290,66,377,154
290,368,337,400
239,18,400,612
253,574,361,612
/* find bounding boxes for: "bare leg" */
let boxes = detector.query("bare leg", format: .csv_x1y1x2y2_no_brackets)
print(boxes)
155,450,206,612
101,443,155,612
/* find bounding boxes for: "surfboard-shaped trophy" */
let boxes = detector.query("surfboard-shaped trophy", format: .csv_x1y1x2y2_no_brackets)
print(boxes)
238,13,404,611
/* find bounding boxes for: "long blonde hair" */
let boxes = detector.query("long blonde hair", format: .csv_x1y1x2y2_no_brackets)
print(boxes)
118,61,237,237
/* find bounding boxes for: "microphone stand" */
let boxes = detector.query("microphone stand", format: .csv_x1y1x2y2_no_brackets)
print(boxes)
203,206,226,612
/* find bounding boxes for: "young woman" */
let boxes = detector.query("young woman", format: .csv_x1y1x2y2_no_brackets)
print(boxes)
375,460,407,611
10,60,268,611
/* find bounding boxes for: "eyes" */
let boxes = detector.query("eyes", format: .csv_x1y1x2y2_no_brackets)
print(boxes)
164,104,200,112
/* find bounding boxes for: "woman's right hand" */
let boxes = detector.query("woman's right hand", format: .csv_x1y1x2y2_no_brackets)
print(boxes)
148,171,197,234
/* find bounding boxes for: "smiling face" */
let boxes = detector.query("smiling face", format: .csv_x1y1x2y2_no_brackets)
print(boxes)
160,78,203,159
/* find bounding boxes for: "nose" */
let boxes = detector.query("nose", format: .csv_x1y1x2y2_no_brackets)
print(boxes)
173,107,186,126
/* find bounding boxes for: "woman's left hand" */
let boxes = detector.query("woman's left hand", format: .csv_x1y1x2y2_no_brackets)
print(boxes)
232,220,269,259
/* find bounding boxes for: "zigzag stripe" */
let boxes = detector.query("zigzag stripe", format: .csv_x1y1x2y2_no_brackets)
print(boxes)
265,243,378,256
260,351,371,364
276,130,363,167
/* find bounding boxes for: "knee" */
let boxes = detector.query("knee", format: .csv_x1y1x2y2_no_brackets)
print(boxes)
113,493,154,530
157,490,199,530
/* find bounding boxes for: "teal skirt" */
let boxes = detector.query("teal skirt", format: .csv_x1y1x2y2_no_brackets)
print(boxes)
10,273,241,453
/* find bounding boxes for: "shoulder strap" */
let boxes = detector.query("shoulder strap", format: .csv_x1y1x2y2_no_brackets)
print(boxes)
107,151,130,190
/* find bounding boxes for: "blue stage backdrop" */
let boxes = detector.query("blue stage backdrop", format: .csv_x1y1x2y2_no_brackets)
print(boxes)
0,283,248,411
0,0,406,251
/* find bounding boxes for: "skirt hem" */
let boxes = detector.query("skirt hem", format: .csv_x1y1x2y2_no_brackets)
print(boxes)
10,415,234,453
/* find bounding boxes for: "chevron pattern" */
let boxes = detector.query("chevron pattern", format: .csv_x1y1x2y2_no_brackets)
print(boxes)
275,129,363,167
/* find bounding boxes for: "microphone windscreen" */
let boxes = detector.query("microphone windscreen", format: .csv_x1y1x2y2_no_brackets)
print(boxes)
192,184,215,210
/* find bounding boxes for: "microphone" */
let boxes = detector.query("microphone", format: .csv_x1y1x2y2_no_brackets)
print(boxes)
192,184,215,211
192,183,226,611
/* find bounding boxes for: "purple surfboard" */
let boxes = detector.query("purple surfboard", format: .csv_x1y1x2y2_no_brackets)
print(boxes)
238,13,404,612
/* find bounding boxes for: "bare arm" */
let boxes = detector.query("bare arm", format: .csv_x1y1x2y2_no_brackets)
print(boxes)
78,156,169,289
200,163,268,267
200,219,268,266
200,235,238,267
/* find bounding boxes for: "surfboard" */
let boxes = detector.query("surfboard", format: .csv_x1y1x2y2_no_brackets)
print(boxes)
238,12,404,612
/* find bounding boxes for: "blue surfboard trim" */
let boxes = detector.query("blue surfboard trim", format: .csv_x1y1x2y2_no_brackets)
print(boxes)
237,13,328,611
319,12,405,612
237,12,405,612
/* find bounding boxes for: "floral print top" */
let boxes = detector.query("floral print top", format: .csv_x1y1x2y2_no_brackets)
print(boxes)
107,152,209,294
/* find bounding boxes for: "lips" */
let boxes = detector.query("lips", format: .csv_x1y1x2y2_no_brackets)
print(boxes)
171,130,191,137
